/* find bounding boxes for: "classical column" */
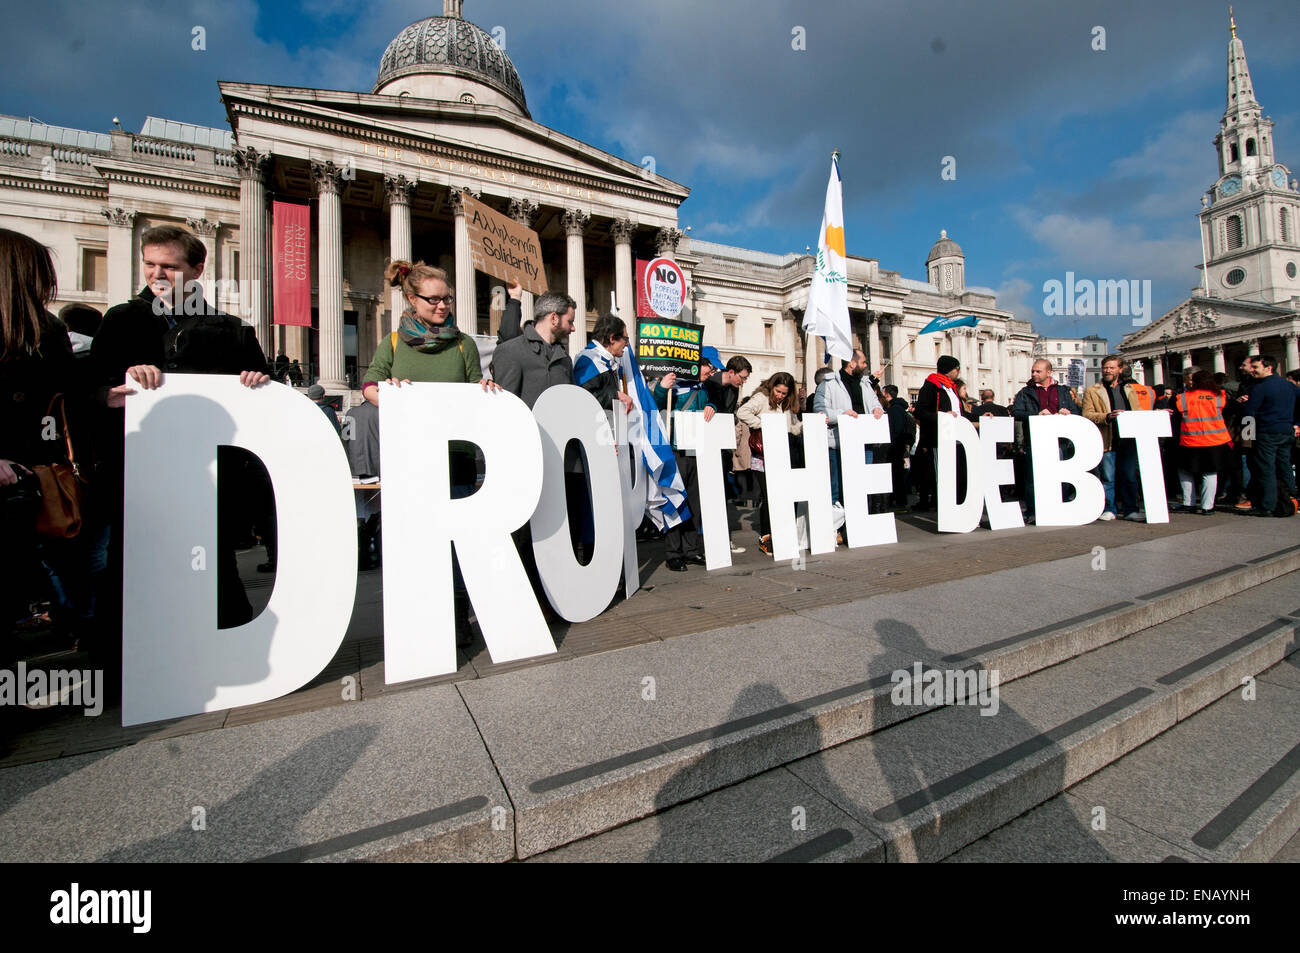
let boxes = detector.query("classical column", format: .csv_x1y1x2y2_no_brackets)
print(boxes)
448,188,478,333
655,226,682,260
864,312,881,374
102,206,137,310
1152,360,1164,386
234,146,271,350
878,316,900,387
989,331,1003,399
1181,351,1194,371
1284,332,1300,373
1211,344,1226,375
610,215,635,319
312,161,346,390
563,209,590,358
1244,337,1260,357
508,197,539,328
1131,360,1146,385
385,175,415,332
185,218,220,306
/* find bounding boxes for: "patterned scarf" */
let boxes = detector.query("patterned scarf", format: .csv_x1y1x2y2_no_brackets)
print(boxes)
397,309,460,353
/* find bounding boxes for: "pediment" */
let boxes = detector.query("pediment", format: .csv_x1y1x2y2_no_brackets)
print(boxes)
1122,297,1287,348
220,82,688,204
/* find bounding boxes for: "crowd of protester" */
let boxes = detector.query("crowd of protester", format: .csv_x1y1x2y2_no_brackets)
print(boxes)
5,223,1300,680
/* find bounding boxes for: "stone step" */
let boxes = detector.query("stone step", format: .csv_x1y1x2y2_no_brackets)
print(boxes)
3,525,1296,862
527,575,1299,861
469,534,1300,858
947,653,1300,863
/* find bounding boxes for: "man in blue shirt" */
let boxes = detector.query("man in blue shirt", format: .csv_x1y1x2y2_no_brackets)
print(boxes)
1239,355,1300,516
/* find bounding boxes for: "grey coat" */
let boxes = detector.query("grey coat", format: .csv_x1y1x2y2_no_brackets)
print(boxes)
490,324,573,409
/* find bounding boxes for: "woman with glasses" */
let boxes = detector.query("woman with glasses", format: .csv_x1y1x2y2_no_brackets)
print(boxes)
362,259,493,648
363,259,484,404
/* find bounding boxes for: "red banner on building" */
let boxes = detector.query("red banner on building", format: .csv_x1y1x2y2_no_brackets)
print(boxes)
272,200,311,326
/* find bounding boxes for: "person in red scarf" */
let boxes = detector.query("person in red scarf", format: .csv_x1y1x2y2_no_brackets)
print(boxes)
1012,358,1082,523
913,355,974,510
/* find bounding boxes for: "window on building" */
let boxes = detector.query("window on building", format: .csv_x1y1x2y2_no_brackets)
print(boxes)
1056,342,1062,351
1246,138,1257,157
1230,143,1239,163
763,322,773,350
1281,207,1290,243
80,248,106,292
1225,267,1246,286
724,314,736,346
1226,215,1244,250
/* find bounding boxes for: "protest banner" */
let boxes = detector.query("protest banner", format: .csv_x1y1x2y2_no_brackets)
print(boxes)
635,317,702,381
637,257,686,319
120,377,1171,724
462,191,547,294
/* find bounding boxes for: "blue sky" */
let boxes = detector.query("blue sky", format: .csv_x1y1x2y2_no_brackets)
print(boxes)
3,0,1298,344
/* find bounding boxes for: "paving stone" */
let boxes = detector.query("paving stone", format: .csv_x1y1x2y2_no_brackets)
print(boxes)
528,767,883,863
0,685,511,863
1068,669,1300,863
945,791,1195,862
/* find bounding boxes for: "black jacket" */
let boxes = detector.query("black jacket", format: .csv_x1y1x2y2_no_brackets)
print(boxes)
914,379,975,449
885,396,916,447
92,286,268,387
703,376,739,416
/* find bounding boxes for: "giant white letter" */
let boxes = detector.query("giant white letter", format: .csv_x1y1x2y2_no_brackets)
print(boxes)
530,386,624,620
937,414,984,533
762,412,835,562
675,410,737,570
122,376,357,725
1028,415,1105,525
979,415,1023,530
1117,410,1172,523
836,414,896,546
380,383,552,682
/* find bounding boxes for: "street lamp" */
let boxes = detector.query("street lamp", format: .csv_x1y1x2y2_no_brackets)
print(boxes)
1160,331,1171,386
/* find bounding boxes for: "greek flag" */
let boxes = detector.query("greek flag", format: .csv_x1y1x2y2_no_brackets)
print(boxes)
918,315,980,334
620,345,690,530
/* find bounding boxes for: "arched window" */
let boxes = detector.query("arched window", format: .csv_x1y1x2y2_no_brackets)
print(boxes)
1230,143,1240,163
1226,215,1244,250
1281,207,1291,243
1246,138,1257,157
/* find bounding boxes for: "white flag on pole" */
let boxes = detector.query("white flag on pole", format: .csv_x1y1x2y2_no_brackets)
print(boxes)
802,154,852,362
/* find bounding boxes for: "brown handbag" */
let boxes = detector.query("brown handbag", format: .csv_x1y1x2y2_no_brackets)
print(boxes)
31,394,86,539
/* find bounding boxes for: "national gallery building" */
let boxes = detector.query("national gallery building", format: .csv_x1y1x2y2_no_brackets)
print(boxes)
0,2,1038,403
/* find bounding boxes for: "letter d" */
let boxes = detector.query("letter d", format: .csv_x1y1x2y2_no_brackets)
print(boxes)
122,377,357,725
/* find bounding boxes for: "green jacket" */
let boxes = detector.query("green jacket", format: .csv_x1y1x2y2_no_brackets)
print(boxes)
363,331,481,387
652,382,708,451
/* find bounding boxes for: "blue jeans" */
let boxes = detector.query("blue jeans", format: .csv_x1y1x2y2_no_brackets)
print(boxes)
1095,441,1140,515
1251,431,1298,513
828,447,842,506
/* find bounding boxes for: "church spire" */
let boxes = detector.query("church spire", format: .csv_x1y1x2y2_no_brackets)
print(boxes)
1224,6,1258,119
443,0,463,19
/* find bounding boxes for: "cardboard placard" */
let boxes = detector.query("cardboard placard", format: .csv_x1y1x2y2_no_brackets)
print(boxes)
635,318,702,381
462,192,547,294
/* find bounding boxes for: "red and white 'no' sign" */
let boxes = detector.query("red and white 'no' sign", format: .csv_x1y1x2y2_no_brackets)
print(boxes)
637,257,687,319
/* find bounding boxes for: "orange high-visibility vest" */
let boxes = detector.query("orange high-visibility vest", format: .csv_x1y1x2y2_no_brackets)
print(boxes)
1176,390,1231,447
1125,382,1155,411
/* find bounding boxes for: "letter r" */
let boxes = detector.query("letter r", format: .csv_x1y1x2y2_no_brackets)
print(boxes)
379,383,554,682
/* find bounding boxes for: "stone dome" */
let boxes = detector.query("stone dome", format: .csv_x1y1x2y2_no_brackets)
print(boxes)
374,8,529,117
926,229,964,262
